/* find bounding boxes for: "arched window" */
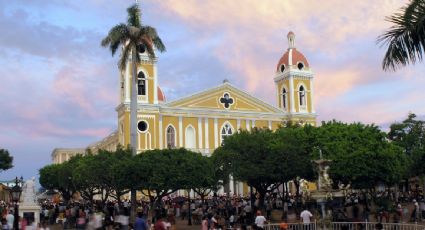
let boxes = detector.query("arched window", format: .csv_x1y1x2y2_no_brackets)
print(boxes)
185,126,196,149
299,85,306,106
166,126,176,149
221,123,233,145
282,88,287,109
137,72,146,96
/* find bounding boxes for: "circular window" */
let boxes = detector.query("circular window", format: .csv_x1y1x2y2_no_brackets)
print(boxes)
137,44,146,53
137,121,148,132
297,62,304,70
280,64,286,73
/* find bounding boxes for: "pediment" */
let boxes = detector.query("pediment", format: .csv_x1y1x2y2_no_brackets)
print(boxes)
165,83,282,113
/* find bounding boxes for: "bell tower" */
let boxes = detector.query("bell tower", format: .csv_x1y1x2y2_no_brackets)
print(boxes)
119,46,159,106
274,32,315,120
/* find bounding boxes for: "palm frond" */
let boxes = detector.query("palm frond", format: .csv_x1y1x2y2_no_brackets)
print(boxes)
127,4,141,27
152,37,166,52
101,23,129,56
119,43,132,71
142,26,167,52
378,0,425,71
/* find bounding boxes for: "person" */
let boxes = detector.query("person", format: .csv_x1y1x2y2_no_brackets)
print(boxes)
5,211,13,230
39,222,50,230
254,210,267,230
201,216,208,230
300,208,313,224
279,222,288,230
412,199,419,223
2,218,9,230
134,212,148,230
154,216,166,230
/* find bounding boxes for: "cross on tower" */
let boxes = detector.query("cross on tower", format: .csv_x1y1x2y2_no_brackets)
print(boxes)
220,93,234,109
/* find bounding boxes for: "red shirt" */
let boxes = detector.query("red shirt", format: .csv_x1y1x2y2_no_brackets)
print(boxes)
154,220,166,230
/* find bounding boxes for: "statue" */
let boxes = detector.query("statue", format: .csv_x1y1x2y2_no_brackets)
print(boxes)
22,177,36,204
316,159,333,191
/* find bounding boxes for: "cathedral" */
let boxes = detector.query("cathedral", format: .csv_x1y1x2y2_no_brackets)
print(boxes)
52,32,317,194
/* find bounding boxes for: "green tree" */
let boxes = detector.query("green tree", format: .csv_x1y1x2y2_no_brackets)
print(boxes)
215,128,282,210
378,0,425,71
101,3,166,221
0,149,13,172
39,156,82,203
137,148,202,205
313,121,409,192
388,113,425,177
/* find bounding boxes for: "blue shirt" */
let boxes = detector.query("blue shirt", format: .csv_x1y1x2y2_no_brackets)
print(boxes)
134,217,148,230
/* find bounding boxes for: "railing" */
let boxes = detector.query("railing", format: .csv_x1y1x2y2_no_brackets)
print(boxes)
258,222,425,230
248,222,317,230
332,222,425,230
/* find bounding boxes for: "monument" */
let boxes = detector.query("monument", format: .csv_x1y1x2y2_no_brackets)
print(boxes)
19,177,41,225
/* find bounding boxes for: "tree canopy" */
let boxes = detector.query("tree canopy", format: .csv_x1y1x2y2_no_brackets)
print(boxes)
0,149,13,172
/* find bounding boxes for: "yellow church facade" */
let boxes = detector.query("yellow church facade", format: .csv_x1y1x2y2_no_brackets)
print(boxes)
52,32,317,191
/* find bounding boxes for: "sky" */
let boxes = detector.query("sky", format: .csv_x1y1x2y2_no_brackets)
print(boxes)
1,0,424,181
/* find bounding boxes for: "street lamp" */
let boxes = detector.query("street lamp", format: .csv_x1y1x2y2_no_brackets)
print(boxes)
10,177,22,230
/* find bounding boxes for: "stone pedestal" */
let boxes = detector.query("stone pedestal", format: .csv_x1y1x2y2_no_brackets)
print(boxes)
19,204,41,225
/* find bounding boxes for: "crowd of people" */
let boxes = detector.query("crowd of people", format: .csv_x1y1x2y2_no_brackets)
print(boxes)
0,188,424,229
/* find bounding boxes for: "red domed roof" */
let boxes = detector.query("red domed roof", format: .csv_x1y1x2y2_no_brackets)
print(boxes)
276,48,309,72
158,86,166,102
276,31,309,72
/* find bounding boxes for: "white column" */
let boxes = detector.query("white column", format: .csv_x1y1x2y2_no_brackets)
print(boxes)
198,117,203,150
310,78,315,113
238,182,244,196
179,116,183,147
246,119,250,131
237,119,241,130
275,84,280,108
229,175,235,196
125,60,131,103
159,115,163,149
289,75,295,113
252,119,256,128
214,118,218,148
204,118,209,154
153,63,158,104
268,120,272,130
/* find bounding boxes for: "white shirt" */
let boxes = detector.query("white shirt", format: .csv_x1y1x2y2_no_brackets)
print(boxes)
300,210,313,224
255,215,267,228
6,214,14,228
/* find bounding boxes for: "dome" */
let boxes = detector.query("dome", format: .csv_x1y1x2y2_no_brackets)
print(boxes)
158,86,166,102
276,32,309,72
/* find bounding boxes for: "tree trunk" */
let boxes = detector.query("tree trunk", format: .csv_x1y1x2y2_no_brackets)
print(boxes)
130,47,139,225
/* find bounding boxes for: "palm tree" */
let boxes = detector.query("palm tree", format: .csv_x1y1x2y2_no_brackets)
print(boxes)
101,3,166,222
378,0,425,71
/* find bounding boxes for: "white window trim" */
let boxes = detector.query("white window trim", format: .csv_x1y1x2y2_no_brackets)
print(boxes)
137,120,149,133
280,84,289,111
220,121,234,145
185,124,196,149
165,124,177,149
296,83,308,112
136,68,149,103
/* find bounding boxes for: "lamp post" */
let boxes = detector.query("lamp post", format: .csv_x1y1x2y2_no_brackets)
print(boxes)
10,176,22,230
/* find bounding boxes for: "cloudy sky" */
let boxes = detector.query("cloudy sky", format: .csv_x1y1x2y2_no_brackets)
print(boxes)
1,0,424,180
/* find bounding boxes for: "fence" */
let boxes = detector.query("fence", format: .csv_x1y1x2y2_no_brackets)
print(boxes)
256,222,425,230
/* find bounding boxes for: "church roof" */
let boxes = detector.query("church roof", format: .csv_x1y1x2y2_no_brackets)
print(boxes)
165,81,285,114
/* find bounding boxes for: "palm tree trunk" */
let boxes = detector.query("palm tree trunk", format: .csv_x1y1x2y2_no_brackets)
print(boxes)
130,47,138,224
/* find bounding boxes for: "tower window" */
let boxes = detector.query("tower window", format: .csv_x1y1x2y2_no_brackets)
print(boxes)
299,85,306,106
282,88,287,109
166,126,176,149
280,64,286,73
221,123,233,145
137,72,146,96
137,120,148,132
297,62,304,70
